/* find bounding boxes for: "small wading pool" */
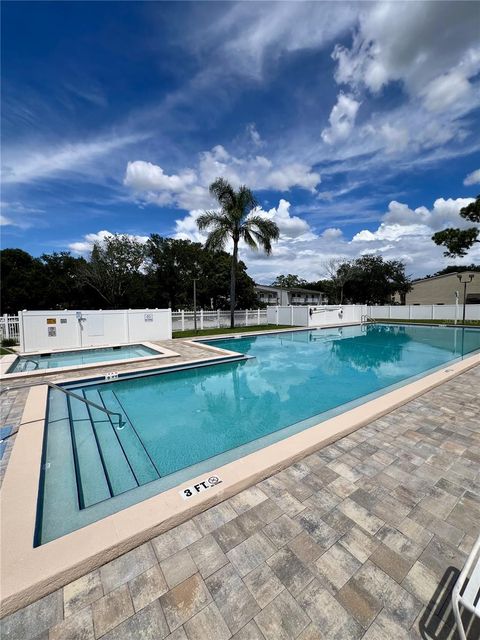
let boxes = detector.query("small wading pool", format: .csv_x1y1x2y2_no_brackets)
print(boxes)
7,344,161,374
36,323,480,544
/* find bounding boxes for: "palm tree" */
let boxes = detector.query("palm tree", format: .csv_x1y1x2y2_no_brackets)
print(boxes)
197,178,280,328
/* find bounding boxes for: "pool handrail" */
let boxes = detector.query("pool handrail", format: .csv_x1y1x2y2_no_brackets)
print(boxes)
0,381,125,429
361,314,376,324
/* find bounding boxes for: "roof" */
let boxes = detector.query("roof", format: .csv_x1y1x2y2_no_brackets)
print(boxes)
412,271,477,284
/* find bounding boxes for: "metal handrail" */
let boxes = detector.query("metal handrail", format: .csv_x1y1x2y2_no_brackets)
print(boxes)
0,381,125,429
361,314,376,324
21,359,39,372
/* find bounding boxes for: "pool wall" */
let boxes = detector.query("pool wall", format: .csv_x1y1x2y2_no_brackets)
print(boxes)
1,328,479,616
0,341,179,380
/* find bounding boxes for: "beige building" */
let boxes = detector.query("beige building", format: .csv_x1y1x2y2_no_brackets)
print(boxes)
402,271,480,305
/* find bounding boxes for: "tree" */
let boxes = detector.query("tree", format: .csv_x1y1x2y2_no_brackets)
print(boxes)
40,252,91,309
271,274,307,288
432,195,480,257
0,249,46,313
321,258,357,304
78,234,147,308
343,255,411,304
197,178,279,327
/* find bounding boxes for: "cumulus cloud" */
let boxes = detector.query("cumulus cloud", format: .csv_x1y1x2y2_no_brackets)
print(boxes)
251,199,314,240
331,2,480,110
124,145,320,210
321,93,360,144
464,169,480,186
245,196,480,283
69,230,149,254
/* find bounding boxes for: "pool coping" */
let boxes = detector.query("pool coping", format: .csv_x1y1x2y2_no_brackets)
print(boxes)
1,331,480,616
0,341,180,380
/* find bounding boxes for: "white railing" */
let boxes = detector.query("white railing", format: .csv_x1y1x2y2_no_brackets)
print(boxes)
0,315,20,343
172,309,267,332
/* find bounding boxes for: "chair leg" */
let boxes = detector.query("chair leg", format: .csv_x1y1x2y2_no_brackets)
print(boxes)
452,596,466,640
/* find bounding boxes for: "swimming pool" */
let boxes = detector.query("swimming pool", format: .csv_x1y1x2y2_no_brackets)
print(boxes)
7,344,161,374
36,323,480,544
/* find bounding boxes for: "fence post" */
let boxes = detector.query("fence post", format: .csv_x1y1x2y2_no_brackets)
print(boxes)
3,314,9,340
257,308,260,325
409,305,412,320
200,309,204,330
389,306,392,319
431,305,435,320
290,306,294,326
216,309,220,328
180,310,184,332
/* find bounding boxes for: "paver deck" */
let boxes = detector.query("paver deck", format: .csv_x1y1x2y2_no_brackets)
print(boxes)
1,354,479,639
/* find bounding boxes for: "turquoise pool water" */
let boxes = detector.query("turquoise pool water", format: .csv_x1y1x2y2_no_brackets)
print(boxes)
7,344,159,373
36,324,480,543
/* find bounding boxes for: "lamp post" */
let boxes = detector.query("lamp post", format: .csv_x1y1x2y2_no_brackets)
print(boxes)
457,273,474,324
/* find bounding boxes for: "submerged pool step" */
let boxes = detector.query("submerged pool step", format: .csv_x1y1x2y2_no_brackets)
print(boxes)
82,389,138,497
68,395,112,509
66,387,160,510
98,389,160,486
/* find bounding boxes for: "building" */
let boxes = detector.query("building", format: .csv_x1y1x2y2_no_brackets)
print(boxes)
400,271,480,305
255,284,327,306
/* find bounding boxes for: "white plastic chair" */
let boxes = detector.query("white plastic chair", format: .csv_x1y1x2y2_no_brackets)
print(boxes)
452,533,480,640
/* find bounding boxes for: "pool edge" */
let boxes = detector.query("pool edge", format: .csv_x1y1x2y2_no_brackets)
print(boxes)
1,350,480,617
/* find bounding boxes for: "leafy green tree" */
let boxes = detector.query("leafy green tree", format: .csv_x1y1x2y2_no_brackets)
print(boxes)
343,255,411,304
271,274,307,288
197,178,279,327
432,196,480,257
40,252,91,309
321,258,357,304
0,249,46,313
78,234,147,308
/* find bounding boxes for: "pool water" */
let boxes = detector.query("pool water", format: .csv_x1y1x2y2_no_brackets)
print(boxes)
36,324,480,543
7,344,159,373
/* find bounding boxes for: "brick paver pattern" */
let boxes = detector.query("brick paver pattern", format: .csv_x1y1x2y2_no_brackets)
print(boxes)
1,364,479,639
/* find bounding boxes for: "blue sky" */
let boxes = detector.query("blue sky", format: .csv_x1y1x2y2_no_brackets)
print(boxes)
2,1,480,281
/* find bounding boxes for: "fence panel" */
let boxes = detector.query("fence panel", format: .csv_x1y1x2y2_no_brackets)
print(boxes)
171,310,267,332
368,304,480,321
0,315,20,343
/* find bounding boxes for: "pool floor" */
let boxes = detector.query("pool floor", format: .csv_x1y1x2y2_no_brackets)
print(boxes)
36,324,480,543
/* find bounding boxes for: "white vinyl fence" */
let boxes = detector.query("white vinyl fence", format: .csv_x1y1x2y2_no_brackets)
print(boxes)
267,305,367,327
18,309,172,353
367,304,480,322
0,314,20,343
172,309,267,332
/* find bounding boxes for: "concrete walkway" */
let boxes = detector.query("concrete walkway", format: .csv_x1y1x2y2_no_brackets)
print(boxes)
1,365,480,640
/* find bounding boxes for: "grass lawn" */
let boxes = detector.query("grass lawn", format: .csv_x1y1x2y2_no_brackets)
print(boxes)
377,318,480,327
173,324,296,339
0,348,13,356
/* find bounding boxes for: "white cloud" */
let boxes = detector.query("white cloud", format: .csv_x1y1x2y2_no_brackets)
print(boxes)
0,201,44,229
2,134,146,185
252,199,314,240
321,93,360,144
124,144,320,210
331,2,480,110
246,123,263,147
69,230,149,255
321,227,343,239
464,169,480,186
243,196,480,283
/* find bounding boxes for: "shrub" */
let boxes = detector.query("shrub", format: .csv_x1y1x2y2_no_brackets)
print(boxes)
1,338,18,347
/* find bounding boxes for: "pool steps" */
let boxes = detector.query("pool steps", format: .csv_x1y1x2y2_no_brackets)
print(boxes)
50,388,160,509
